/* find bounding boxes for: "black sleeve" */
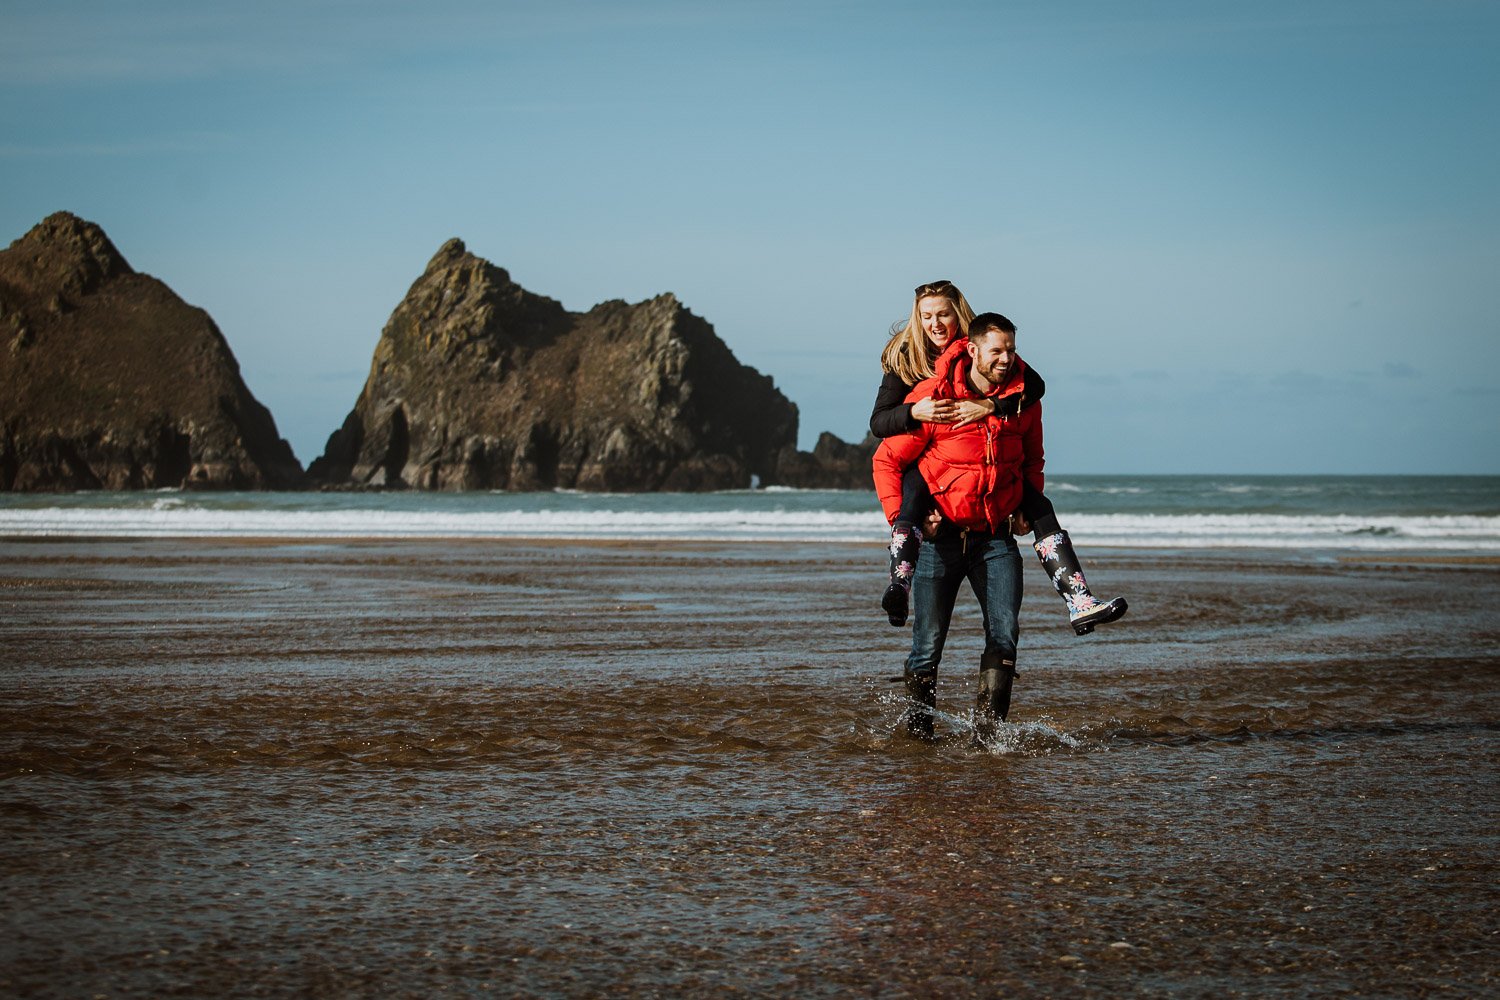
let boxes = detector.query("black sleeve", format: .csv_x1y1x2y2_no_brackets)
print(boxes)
1023,364,1046,406
995,364,1047,418
870,371,918,439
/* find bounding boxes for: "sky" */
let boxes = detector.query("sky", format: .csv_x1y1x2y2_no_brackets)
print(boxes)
2,0,1497,475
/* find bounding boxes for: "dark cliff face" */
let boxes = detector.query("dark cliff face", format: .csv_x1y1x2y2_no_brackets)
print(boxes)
308,238,800,491
771,431,878,491
0,212,304,491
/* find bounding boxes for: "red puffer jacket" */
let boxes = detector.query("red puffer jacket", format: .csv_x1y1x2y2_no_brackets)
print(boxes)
872,345,1044,532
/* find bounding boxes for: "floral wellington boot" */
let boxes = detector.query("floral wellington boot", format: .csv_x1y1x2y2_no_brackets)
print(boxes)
882,521,921,627
1033,530,1129,635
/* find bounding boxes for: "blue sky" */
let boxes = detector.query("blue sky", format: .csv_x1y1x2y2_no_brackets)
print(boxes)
3,0,1496,474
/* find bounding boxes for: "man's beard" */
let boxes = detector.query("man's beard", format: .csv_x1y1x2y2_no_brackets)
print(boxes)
982,362,1011,385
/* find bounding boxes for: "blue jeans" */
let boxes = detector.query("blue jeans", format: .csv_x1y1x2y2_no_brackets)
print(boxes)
906,529,1024,681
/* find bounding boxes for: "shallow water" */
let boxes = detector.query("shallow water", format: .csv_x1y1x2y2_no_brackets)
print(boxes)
1,539,1497,997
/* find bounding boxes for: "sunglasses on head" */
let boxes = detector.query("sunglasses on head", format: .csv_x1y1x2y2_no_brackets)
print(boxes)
915,280,956,298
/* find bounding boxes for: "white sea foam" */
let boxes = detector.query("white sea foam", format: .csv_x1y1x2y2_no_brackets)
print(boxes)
1,505,1497,550
1063,513,1500,551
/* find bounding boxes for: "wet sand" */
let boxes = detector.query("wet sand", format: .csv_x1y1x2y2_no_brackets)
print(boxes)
1,537,1497,997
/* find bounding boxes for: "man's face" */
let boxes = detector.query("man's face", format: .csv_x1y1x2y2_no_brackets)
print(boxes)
967,327,1016,387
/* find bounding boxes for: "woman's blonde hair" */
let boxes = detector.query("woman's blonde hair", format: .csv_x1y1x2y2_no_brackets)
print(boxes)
879,279,977,384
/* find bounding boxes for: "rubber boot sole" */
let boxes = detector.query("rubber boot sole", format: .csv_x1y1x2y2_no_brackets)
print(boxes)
1071,597,1129,636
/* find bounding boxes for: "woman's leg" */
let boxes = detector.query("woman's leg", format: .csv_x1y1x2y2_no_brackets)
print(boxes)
883,465,934,626
1022,482,1128,635
1019,481,1061,537
897,463,934,526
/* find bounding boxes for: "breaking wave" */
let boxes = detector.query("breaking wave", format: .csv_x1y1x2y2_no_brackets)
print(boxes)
1,501,1496,550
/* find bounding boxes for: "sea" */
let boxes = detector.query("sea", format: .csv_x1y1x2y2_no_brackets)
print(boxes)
1,474,1498,550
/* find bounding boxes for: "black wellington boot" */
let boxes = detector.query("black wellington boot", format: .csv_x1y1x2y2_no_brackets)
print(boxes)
973,651,1018,743
881,521,922,627
1033,530,1129,636
902,667,937,740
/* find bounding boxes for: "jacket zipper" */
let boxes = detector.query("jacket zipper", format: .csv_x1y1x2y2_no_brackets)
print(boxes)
984,420,998,532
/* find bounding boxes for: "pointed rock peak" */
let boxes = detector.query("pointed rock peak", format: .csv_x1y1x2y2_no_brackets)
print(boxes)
10,211,134,282
644,291,690,325
421,236,516,293
426,237,469,272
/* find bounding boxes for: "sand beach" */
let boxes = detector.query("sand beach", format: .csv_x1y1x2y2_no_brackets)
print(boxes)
1,533,1497,996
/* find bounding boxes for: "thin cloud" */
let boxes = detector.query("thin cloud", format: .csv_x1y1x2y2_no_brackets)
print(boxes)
0,133,238,159
0,1,743,85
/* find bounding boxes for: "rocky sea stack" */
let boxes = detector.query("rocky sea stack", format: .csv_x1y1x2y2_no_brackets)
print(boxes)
308,239,803,491
0,212,303,490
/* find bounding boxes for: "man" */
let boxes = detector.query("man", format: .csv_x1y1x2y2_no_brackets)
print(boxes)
871,313,1042,740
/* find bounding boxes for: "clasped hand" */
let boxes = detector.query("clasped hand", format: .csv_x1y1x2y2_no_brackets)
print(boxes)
911,397,990,427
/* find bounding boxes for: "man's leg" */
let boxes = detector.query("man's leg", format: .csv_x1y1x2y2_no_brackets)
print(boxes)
968,534,1024,733
902,534,963,738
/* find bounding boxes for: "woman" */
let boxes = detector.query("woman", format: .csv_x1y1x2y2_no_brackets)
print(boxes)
871,279,1126,635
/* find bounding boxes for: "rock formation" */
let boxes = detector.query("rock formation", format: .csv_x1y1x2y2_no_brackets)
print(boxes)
0,212,303,490
308,238,800,491
772,432,879,490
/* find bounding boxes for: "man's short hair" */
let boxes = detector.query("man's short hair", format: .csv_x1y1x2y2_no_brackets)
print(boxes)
967,312,1017,342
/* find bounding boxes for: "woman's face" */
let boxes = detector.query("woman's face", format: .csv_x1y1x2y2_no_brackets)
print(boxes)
918,295,960,351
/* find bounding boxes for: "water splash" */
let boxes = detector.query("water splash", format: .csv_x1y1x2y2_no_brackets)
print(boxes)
971,717,1086,756
869,685,1089,756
